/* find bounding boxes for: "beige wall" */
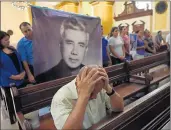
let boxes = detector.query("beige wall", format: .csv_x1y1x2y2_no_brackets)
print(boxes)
35,2,57,9
81,2,93,16
114,1,125,17
115,16,152,33
1,2,29,48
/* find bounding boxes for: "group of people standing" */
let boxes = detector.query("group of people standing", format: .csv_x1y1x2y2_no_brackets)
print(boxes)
0,22,34,89
102,26,170,67
0,22,34,123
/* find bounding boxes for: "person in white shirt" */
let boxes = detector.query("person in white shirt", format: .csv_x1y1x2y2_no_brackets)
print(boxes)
166,33,170,49
51,65,124,129
108,27,125,65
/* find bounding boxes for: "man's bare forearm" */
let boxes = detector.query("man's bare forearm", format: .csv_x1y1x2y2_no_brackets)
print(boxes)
62,96,89,129
23,61,32,76
106,85,124,112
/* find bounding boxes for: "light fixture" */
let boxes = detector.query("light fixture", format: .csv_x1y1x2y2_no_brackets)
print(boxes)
11,1,30,10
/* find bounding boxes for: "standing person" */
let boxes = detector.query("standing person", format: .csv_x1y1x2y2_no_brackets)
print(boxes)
155,31,165,46
108,27,125,65
101,25,112,67
134,30,145,60
143,29,156,56
120,26,132,61
0,31,25,124
17,22,35,84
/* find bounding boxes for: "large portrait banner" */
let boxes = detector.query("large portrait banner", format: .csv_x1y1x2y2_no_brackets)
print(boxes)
31,6,102,83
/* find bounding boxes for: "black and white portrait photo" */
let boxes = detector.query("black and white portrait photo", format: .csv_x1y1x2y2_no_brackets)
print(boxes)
31,6,102,83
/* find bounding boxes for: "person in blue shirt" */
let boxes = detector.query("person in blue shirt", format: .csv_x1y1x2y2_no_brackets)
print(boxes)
17,22,35,84
101,26,112,67
0,31,26,124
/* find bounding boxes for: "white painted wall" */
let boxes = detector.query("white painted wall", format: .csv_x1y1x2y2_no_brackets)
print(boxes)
1,2,29,48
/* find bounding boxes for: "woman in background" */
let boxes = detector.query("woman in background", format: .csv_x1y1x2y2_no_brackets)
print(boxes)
120,26,132,61
108,27,125,65
0,31,25,124
134,30,145,60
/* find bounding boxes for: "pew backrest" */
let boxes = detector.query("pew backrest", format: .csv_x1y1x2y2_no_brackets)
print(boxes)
15,63,127,114
128,51,170,75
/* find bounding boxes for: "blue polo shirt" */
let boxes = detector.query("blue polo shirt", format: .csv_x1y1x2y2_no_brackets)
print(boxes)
17,37,33,65
102,37,109,62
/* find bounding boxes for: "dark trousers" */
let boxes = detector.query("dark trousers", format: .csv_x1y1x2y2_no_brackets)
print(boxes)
3,87,16,124
2,86,22,124
110,56,123,65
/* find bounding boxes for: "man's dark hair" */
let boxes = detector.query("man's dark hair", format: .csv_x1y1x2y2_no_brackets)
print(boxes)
19,22,31,30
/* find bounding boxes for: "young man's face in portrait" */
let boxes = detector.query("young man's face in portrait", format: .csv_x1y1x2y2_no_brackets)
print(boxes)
61,29,88,68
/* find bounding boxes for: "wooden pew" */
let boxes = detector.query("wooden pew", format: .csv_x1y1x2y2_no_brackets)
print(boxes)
129,51,170,88
89,82,170,130
10,51,170,130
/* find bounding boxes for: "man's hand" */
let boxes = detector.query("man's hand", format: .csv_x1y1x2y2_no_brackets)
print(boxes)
97,67,112,91
76,67,105,99
28,74,36,83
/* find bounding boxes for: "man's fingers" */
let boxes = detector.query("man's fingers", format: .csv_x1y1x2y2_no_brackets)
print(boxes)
80,67,88,80
86,68,98,79
91,76,105,86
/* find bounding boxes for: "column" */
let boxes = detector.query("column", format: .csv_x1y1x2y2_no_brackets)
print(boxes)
90,1,114,35
55,2,79,13
27,2,35,24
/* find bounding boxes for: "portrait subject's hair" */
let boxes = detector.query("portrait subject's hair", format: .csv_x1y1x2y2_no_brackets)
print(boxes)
60,17,89,41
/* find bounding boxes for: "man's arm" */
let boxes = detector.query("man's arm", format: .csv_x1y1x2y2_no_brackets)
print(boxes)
22,61,35,82
106,85,124,112
17,43,35,83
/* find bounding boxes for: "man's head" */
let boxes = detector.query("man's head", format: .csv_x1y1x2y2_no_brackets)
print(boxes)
60,18,89,69
19,22,32,40
77,65,106,99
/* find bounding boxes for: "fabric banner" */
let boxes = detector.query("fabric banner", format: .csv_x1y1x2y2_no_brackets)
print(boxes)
31,6,102,83
129,33,138,58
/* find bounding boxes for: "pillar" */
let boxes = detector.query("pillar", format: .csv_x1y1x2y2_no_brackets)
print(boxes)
90,1,114,35
28,2,35,25
55,2,79,13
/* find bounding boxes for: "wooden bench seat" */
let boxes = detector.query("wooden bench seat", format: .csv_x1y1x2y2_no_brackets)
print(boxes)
150,67,170,85
114,83,146,100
